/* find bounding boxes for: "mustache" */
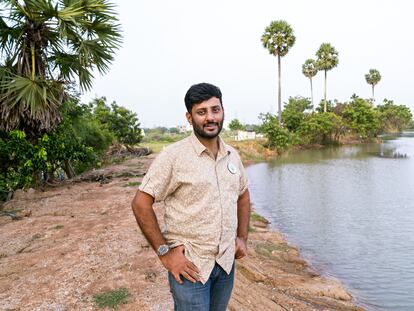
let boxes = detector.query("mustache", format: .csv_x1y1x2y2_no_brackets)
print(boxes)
204,122,219,127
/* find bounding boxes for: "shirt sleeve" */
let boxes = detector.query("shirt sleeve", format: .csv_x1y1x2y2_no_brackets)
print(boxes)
237,156,248,196
138,149,177,202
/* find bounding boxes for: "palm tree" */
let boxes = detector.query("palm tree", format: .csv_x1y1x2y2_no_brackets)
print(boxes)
316,43,339,112
365,69,381,102
0,0,121,138
261,20,296,125
302,59,318,110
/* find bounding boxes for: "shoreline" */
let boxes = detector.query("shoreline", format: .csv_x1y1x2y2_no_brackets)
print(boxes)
0,151,364,310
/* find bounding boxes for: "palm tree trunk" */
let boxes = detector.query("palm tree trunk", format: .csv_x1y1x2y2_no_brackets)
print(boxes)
324,70,327,112
278,55,282,126
372,85,375,103
31,43,35,80
310,78,314,110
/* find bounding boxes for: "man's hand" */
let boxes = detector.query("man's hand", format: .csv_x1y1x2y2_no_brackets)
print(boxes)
159,245,200,284
235,237,247,259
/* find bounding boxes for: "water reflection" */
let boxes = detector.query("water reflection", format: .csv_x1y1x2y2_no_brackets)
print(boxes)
247,132,414,311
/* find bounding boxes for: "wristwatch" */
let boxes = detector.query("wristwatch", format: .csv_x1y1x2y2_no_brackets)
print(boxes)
157,244,170,256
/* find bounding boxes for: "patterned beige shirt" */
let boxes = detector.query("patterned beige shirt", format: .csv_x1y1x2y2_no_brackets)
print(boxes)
139,132,248,283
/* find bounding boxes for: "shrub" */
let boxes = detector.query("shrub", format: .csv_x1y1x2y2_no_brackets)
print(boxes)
281,96,312,132
342,95,380,139
298,112,346,144
259,113,291,150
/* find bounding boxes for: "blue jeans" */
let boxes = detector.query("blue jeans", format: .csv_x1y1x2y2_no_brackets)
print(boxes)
168,262,235,311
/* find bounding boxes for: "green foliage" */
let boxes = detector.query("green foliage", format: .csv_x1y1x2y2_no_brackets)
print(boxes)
316,43,339,71
142,128,187,143
261,20,296,57
316,42,339,112
0,125,96,193
298,112,346,144
302,59,318,79
122,181,141,187
315,99,335,113
376,99,412,132
281,97,312,132
89,97,143,145
342,95,380,139
261,20,296,125
365,69,381,86
228,119,246,131
259,113,291,150
94,288,130,309
0,0,122,136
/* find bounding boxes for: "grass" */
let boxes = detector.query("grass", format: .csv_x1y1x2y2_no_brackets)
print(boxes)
122,181,141,187
250,211,269,223
255,241,290,257
94,288,130,309
139,141,173,153
226,139,276,164
248,226,256,233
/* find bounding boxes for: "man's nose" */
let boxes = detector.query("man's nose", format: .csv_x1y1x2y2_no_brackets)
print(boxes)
206,110,215,121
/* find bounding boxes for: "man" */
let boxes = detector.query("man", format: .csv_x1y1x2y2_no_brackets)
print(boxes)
131,82,251,311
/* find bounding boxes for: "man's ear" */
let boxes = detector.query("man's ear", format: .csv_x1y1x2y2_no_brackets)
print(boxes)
185,111,192,125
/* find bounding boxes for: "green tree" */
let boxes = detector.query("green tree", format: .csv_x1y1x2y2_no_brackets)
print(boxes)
298,112,346,144
316,43,339,112
90,97,143,145
342,95,380,139
315,99,335,113
376,99,412,132
281,96,311,132
302,59,318,109
261,20,296,126
365,69,381,102
228,119,246,131
258,113,291,150
0,0,121,138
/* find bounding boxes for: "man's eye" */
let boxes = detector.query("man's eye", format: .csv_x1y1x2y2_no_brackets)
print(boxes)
197,111,205,115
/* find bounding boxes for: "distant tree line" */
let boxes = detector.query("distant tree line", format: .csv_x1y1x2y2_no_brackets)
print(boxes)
258,96,412,150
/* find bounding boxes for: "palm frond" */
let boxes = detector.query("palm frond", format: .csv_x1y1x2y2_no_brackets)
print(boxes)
0,70,63,132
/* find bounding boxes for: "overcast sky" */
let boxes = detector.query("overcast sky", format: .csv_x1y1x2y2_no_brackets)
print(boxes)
81,0,414,128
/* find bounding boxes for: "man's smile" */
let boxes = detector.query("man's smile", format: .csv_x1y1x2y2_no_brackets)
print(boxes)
204,123,218,130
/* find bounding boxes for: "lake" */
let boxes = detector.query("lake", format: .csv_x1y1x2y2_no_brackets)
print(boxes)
246,132,414,311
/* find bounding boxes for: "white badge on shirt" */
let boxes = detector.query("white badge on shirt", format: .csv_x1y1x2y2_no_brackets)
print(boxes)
227,162,237,174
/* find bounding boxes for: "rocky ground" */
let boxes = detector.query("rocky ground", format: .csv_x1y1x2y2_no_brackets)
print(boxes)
0,154,365,311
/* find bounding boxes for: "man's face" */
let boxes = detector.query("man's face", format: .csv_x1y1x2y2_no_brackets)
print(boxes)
186,97,224,139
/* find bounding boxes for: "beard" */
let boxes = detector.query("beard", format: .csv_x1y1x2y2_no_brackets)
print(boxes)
192,120,223,139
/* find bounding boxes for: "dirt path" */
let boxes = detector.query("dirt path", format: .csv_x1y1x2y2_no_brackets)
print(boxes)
0,155,364,311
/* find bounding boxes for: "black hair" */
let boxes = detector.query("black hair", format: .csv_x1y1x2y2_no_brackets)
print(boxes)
184,83,222,113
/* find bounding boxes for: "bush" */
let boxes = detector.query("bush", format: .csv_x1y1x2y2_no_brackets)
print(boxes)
228,119,246,131
342,95,380,139
259,113,291,150
281,96,312,132
376,99,413,132
90,97,143,145
0,128,96,194
298,112,346,144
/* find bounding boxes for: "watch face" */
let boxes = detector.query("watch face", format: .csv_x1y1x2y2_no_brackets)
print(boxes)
158,245,169,256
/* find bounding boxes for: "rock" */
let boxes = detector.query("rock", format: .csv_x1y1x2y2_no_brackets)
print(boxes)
12,189,25,200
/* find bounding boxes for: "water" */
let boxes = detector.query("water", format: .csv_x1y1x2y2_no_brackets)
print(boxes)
246,132,414,311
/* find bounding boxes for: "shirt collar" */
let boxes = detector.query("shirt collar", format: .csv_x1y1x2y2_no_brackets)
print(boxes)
190,132,230,159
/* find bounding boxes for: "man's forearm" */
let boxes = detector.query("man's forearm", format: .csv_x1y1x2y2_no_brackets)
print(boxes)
131,191,166,251
237,189,251,240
